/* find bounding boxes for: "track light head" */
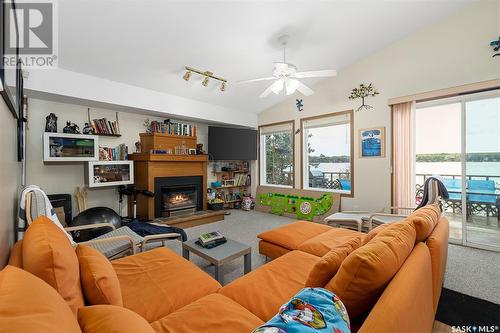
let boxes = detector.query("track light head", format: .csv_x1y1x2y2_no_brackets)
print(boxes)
220,81,226,92
202,76,209,87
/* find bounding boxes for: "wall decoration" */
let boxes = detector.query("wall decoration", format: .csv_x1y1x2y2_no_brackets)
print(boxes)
490,36,500,57
258,192,333,221
348,83,379,112
45,113,58,132
359,127,385,158
295,99,304,112
63,121,80,134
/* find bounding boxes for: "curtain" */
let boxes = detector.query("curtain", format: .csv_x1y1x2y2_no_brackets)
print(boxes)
392,101,416,208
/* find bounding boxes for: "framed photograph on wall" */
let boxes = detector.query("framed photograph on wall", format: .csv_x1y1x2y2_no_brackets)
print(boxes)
359,127,385,158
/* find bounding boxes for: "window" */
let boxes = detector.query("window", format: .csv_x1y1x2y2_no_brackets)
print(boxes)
301,111,353,196
259,121,295,187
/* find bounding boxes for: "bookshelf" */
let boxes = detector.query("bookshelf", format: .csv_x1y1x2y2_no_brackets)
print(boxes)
210,161,251,209
87,109,121,137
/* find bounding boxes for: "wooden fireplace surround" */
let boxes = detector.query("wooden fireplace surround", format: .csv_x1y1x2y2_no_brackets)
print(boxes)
128,153,208,220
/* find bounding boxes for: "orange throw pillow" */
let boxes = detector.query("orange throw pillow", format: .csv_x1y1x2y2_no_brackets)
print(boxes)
407,204,441,242
77,245,123,306
78,305,154,333
362,222,393,245
0,266,81,333
305,237,362,287
22,216,85,315
8,240,23,268
326,222,416,318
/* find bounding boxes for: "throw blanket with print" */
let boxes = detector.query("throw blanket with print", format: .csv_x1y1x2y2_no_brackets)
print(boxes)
252,288,350,333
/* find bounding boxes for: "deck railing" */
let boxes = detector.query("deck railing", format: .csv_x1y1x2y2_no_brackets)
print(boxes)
416,173,500,220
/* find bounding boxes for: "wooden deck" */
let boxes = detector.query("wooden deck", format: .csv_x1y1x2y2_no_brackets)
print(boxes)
445,212,500,248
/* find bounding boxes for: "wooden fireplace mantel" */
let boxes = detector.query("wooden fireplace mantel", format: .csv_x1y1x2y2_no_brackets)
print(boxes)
128,153,209,219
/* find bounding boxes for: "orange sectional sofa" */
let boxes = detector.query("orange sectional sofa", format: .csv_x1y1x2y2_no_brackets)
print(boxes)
1,204,448,333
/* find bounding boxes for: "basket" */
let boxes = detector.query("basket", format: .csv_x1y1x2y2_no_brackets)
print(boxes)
208,202,224,211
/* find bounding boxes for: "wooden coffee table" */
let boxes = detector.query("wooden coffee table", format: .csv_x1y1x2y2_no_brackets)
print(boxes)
182,238,251,285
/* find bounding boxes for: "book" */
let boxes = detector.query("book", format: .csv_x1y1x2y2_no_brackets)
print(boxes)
197,231,226,248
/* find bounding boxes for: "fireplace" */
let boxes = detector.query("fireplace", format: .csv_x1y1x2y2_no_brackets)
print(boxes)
154,176,203,218
161,185,197,216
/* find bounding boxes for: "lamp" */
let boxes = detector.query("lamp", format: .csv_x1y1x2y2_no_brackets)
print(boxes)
182,66,227,92
202,76,209,87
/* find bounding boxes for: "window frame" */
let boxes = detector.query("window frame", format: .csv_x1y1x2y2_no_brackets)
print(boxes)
258,120,296,188
300,110,354,197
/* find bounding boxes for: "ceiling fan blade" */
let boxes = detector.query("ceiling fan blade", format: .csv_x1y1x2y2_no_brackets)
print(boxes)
285,78,300,95
260,79,283,98
296,81,314,96
238,77,276,84
294,69,337,78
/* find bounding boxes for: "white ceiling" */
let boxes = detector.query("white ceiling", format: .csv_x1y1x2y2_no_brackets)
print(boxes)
58,0,473,114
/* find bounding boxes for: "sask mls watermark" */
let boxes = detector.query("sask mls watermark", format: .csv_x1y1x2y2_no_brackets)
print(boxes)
3,0,58,69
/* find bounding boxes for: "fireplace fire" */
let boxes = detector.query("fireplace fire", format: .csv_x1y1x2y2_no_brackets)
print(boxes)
161,185,197,217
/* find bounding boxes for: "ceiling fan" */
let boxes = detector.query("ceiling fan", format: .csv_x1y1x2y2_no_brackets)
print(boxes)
238,35,337,98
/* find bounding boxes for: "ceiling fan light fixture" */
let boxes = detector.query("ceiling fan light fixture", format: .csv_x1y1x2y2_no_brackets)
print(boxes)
183,70,191,81
202,76,209,87
270,79,284,94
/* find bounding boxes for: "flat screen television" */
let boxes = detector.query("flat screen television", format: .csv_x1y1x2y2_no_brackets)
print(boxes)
208,126,257,160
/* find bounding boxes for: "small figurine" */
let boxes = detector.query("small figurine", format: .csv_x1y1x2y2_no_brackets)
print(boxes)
45,113,57,132
196,143,205,154
135,141,141,153
82,122,94,135
63,121,80,134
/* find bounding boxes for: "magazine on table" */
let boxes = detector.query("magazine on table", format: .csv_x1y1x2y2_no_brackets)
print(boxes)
197,231,227,248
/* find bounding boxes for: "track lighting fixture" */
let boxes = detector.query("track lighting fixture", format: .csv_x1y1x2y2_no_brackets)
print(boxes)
202,76,210,87
182,66,227,92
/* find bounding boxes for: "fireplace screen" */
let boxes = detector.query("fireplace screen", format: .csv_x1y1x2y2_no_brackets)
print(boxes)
161,185,197,216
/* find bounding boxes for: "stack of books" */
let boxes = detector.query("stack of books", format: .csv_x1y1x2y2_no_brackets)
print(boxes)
92,118,120,135
100,144,128,161
196,231,227,249
149,120,196,137
234,173,250,186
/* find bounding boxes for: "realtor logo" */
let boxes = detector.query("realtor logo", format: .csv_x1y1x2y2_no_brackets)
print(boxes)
3,0,58,68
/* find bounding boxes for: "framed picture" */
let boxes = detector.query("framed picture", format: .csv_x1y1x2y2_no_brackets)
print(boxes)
43,132,99,162
0,0,21,118
86,161,134,188
188,148,197,155
359,127,385,158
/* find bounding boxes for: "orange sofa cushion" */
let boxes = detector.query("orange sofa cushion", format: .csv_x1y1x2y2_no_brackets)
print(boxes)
407,204,441,242
76,245,123,306
358,244,435,333
22,216,84,315
326,222,416,318
219,250,321,321
426,217,449,311
257,221,332,250
151,294,263,333
112,247,221,323
298,228,363,257
258,240,291,259
7,240,23,268
78,305,154,333
0,266,81,333
305,236,362,288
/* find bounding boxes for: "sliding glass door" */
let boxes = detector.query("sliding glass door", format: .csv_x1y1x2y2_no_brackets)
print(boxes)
464,94,500,249
415,90,500,251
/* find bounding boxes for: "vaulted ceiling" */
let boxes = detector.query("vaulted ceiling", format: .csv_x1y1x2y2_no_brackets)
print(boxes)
58,0,473,114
